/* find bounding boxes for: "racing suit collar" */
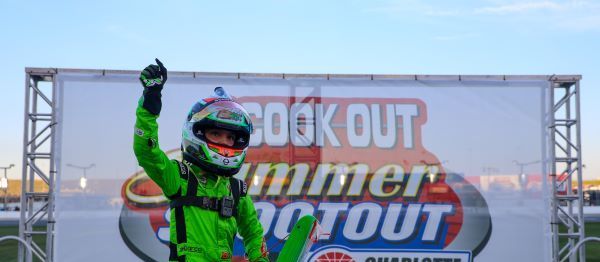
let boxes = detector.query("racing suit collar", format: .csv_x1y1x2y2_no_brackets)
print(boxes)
184,160,225,188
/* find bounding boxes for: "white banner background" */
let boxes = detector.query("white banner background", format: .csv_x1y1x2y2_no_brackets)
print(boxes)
54,71,551,261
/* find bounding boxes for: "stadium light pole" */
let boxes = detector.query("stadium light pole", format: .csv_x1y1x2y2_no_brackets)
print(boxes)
513,160,541,191
0,164,15,211
66,163,95,193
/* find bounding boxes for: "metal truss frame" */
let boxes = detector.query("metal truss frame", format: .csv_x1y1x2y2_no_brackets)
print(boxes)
18,69,58,262
16,69,587,261
548,76,588,262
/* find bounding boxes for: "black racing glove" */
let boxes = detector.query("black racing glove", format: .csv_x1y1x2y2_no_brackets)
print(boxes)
139,58,168,115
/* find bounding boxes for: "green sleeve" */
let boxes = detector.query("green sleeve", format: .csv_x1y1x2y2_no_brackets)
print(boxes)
133,97,180,197
237,196,269,262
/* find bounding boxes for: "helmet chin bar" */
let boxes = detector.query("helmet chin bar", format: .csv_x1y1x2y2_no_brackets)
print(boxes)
182,151,238,177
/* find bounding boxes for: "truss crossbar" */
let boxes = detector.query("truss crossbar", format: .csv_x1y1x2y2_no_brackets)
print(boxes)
560,244,571,256
549,79,585,262
558,207,581,227
553,90,576,112
26,123,52,147
556,168,578,190
27,161,49,184
556,130,578,151
24,202,48,225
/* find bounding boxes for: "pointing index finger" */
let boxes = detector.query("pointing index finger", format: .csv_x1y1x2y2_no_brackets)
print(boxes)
155,58,165,70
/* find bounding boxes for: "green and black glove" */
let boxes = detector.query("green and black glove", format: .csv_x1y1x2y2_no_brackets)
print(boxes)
139,58,168,115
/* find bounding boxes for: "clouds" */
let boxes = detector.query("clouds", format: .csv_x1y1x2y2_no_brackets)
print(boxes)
477,0,600,31
367,0,600,31
474,1,564,14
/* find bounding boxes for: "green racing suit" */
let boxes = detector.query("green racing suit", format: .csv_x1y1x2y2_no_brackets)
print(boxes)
133,99,268,262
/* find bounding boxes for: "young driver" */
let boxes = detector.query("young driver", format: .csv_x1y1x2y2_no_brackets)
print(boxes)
133,59,269,261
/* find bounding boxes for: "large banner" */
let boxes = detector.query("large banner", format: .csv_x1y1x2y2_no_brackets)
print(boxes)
54,71,551,261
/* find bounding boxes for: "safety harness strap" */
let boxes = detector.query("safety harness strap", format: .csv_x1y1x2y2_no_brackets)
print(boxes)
172,160,198,260
175,161,198,244
229,177,248,218
169,242,186,262
170,196,222,210
175,205,186,243
165,187,182,200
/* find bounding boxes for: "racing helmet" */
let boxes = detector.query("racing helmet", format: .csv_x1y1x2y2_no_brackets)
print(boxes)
182,87,253,176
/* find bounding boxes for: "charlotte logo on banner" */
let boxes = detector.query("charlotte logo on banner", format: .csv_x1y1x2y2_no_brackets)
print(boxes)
120,96,492,262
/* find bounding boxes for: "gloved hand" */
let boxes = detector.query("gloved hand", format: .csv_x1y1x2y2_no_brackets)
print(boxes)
139,58,168,115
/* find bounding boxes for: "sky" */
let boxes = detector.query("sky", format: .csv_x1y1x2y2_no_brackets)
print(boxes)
0,0,599,180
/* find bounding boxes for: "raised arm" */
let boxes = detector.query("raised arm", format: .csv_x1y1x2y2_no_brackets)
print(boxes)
133,59,180,197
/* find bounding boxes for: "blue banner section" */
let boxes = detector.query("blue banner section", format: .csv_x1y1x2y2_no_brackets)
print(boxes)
232,206,452,256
